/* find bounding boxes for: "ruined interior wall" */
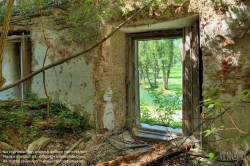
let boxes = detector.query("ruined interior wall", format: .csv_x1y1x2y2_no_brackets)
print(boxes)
93,27,127,130
189,0,250,159
28,15,98,127
111,0,250,157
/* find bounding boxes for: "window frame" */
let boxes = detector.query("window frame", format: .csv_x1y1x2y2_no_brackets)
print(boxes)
127,24,202,140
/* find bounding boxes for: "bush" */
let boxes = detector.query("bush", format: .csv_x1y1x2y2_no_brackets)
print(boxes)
140,89,182,128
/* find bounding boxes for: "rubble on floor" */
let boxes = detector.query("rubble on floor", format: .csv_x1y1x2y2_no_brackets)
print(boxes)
1,129,208,166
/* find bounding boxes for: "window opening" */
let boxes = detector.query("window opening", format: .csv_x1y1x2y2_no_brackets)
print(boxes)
137,38,183,133
128,24,201,140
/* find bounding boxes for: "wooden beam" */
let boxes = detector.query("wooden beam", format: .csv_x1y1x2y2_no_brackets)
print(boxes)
96,137,195,166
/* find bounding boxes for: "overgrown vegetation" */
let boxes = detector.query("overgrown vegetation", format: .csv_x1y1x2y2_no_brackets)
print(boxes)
140,91,182,128
0,91,90,146
200,88,250,161
0,0,66,22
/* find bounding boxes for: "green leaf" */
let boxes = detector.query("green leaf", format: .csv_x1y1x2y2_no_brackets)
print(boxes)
208,152,215,158
208,104,215,109
204,98,212,102
226,102,235,108
208,152,217,161
205,112,214,118
203,128,216,137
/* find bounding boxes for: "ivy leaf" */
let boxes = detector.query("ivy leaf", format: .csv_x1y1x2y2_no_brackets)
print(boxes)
227,102,235,108
204,98,212,102
208,152,215,158
208,152,217,160
203,128,216,137
208,104,215,109
225,137,235,142
205,112,214,118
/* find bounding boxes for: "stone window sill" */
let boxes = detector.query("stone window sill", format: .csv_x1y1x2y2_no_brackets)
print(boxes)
132,123,182,141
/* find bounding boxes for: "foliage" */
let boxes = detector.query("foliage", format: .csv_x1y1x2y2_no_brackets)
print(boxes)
64,0,126,43
201,87,250,163
0,91,90,144
0,5,6,23
140,100,158,125
140,89,182,128
149,89,181,126
24,90,47,107
0,0,70,24
208,152,217,161
52,104,89,137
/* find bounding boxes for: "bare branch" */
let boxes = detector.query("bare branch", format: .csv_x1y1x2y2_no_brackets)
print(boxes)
0,4,147,92
38,0,51,130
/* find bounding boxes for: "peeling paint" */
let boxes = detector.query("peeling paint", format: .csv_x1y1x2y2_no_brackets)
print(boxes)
103,88,115,130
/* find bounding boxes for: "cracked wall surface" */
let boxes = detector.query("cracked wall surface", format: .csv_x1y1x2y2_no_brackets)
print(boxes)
188,0,250,162
93,26,127,130
26,13,98,127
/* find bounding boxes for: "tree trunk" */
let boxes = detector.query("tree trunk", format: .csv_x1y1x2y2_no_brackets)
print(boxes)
165,68,171,89
154,68,157,88
162,62,167,90
165,40,174,90
153,53,158,88
145,68,155,88
139,63,145,81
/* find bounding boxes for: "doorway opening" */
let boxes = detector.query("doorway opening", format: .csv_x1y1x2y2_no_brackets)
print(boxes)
0,35,31,100
138,38,183,133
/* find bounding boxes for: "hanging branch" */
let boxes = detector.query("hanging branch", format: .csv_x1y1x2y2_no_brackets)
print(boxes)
38,0,51,129
0,0,15,88
0,4,147,92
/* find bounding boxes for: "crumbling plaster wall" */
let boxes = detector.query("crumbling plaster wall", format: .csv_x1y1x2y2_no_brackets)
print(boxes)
27,14,99,127
189,0,250,157
115,0,250,156
94,26,127,130
5,6,128,130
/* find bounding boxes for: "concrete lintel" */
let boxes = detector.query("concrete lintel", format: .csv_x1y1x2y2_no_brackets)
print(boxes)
120,14,199,33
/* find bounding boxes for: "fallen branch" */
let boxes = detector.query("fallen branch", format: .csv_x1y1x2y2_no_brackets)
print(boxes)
96,136,195,166
0,100,22,107
0,100,46,108
0,141,18,151
6,129,25,150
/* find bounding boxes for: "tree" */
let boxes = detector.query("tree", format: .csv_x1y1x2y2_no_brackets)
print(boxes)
138,40,158,88
153,39,175,90
164,39,174,90
139,39,178,90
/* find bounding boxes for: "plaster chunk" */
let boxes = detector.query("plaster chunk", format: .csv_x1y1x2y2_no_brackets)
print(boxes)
220,19,230,36
103,88,115,130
